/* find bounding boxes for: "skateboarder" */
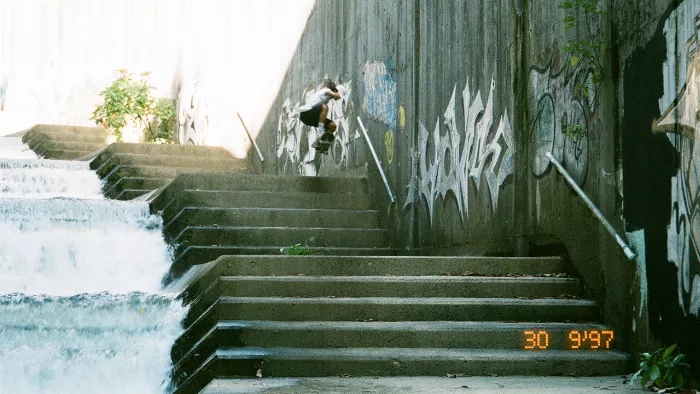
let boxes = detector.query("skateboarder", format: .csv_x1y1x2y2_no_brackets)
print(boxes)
298,79,343,154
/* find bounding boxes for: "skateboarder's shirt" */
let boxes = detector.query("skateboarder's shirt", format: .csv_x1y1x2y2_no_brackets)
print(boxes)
299,88,333,112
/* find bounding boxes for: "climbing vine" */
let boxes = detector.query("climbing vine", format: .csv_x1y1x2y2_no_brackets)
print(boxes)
558,0,604,137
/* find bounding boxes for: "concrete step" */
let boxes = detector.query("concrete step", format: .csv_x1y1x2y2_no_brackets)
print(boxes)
99,161,246,184
104,177,172,199
158,190,375,223
93,152,245,177
22,124,108,144
173,348,631,394
172,321,618,377
34,140,105,155
189,276,581,312
91,142,234,164
182,297,599,343
28,130,109,144
171,226,389,256
37,149,94,160
151,174,369,212
167,247,396,283
102,165,240,188
113,189,151,201
179,256,567,301
163,208,381,238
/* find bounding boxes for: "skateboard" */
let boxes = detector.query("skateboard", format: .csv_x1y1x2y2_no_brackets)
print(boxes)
312,137,333,154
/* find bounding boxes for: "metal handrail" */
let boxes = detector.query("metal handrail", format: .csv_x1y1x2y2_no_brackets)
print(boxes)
237,112,264,162
546,152,636,260
357,117,396,204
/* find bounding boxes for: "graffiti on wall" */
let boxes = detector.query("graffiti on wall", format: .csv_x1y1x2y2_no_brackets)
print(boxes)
529,56,596,186
653,4,700,317
177,81,208,146
362,61,398,129
277,77,355,176
405,79,514,223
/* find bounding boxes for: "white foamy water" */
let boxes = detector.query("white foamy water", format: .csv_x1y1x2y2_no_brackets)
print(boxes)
0,136,37,159
0,160,103,199
0,136,185,393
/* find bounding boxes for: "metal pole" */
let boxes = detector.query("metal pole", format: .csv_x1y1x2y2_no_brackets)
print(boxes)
545,152,636,260
357,117,396,204
237,112,264,162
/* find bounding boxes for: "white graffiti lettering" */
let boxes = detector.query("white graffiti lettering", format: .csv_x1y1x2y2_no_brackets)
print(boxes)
177,81,208,146
405,79,514,223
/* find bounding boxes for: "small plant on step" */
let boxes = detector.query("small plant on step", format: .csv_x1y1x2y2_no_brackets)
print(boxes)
629,344,692,391
280,237,317,256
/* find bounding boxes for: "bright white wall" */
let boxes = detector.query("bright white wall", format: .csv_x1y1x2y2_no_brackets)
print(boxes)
0,0,315,156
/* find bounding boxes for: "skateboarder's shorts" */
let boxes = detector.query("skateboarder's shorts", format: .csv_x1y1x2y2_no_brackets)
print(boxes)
300,103,332,127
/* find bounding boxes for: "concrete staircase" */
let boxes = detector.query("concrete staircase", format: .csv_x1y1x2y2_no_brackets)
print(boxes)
149,173,392,283
90,143,247,200
21,124,109,160
169,256,630,394
150,173,631,394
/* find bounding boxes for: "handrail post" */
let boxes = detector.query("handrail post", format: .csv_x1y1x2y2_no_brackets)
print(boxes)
545,152,636,260
237,112,264,162
357,117,396,204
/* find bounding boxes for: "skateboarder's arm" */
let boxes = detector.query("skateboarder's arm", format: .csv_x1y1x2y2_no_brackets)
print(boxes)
325,90,342,100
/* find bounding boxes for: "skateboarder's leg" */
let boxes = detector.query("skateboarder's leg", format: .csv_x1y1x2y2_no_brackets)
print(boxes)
318,104,329,125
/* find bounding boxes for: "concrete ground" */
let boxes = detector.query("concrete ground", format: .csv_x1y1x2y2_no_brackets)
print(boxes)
201,376,650,393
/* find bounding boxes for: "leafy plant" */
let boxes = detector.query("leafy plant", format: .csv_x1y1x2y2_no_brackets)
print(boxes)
148,98,176,144
558,0,604,137
280,237,317,255
629,344,691,391
91,69,175,143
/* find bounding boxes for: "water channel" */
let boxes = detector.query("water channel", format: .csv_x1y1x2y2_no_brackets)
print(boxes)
0,136,185,393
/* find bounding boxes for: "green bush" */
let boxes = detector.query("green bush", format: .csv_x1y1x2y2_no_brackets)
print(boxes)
91,69,175,143
630,344,691,391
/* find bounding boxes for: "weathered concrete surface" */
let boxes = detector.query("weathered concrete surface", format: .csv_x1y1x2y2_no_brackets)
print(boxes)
89,143,246,200
252,0,700,379
256,0,517,255
179,255,569,303
172,321,610,366
615,0,700,379
21,124,109,160
151,174,391,282
177,349,630,393
201,376,648,394
168,251,619,393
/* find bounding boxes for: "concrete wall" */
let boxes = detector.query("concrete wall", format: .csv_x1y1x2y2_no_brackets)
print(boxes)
616,0,700,376
254,0,700,374
257,0,519,255
0,0,315,154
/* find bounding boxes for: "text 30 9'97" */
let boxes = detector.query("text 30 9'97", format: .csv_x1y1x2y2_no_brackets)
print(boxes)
523,330,614,350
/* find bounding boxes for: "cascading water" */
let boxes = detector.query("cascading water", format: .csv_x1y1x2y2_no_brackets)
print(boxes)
0,136,185,393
